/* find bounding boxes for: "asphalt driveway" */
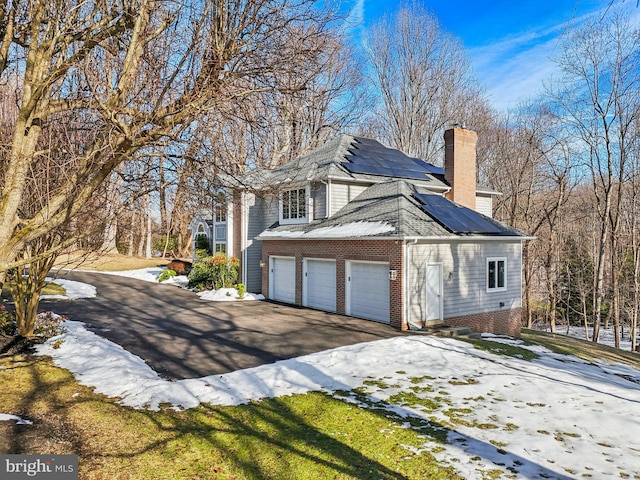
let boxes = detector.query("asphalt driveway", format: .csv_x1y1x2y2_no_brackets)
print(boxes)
40,270,402,380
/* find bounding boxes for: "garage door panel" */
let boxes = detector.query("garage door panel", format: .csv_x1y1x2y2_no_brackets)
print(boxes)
270,257,296,304
347,261,390,323
304,259,336,312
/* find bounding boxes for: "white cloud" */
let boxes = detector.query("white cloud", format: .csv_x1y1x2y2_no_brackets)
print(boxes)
471,2,640,111
344,0,365,35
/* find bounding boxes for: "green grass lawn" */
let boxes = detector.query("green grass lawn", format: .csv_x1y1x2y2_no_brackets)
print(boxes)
0,354,460,479
1,281,66,301
521,328,640,369
54,251,168,272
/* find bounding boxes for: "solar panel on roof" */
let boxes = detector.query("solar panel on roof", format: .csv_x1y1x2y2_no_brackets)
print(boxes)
413,193,505,235
342,138,443,180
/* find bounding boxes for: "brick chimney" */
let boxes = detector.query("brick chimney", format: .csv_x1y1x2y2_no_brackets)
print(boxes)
444,127,477,210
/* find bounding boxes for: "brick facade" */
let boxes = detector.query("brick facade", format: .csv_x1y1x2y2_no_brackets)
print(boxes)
262,239,522,336
444,127,477,210
262,239,405,329
444,307,522,337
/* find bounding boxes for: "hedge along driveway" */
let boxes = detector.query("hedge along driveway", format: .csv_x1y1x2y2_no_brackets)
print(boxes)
41,270,402,380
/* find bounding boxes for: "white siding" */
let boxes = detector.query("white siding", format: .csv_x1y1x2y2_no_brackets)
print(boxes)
311,182,327,219
330,182,369,216
407,240,522,323
476,195,493,218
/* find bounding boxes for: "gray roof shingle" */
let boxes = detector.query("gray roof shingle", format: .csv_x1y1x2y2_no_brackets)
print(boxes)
260,180,527,239
230,135,448,190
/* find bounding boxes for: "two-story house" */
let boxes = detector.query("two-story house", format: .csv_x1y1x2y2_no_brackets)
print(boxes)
190,127,530,336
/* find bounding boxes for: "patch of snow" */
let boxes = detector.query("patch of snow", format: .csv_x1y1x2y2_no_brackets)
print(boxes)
90,267,165,283
0,414,32,425
160,275,189,288
197,288,265,302
34,322,640,478
259,221,395,238
42,278,97,300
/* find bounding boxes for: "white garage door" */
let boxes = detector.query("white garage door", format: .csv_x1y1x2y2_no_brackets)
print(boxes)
303,259,336,312
269,256,296,303
346,261,390,323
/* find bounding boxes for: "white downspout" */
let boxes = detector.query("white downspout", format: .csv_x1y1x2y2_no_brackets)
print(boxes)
241,191,248,285
404,238,419,330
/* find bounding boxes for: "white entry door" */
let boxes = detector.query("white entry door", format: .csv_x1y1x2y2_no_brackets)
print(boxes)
425,263,443,322
346,261,390,323
303,259,337,312
269,256,296,303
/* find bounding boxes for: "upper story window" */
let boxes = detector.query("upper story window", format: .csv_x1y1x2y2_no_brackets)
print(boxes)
280,186,309,224
215,204,227,223
487,257,506,292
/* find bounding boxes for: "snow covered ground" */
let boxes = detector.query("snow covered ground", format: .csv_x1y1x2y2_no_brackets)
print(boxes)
6,268,640,478
42,278,97,300
33,319,640,479
87,266,167,283
56,267,264,301
0,414,32,425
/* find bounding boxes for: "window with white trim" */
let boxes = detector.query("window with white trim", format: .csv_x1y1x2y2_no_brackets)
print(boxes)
215,204,227,222
487,257,506,291
280,186,309,224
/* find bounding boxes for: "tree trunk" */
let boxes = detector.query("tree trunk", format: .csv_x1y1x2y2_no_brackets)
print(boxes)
145,194,152,259
9,237,58,337
523,243,533,328
100,172,122,253
159,159,167,231
545,260,557,333
137,208,146,257
583,301,591,341
126,211,135,256
612,273,621,349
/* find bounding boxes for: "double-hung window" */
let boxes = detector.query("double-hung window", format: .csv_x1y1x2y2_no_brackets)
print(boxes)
281,187,309,223
213,198,227,253
487,257,506,292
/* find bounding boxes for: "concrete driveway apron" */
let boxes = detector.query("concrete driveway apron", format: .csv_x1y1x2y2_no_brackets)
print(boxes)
41,270,402,380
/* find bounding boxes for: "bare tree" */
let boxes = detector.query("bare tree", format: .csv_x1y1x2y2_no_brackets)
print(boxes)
363,1,486,162
0,0,340,335
546,11,640,345
481,102,573,331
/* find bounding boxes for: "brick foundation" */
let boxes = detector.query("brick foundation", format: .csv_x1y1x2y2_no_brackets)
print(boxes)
444,307,522,337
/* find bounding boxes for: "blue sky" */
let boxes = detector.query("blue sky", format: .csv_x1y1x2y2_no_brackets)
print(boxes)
347,0,640,111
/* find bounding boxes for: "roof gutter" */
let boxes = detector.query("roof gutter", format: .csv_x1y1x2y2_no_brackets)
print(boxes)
256,234,534,242
401,235,536,242
256,235,403,241
326,174,450,192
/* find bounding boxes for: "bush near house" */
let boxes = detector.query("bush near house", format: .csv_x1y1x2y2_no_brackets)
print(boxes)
188,253,239,291
0,305,15,336
156,269,177,283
